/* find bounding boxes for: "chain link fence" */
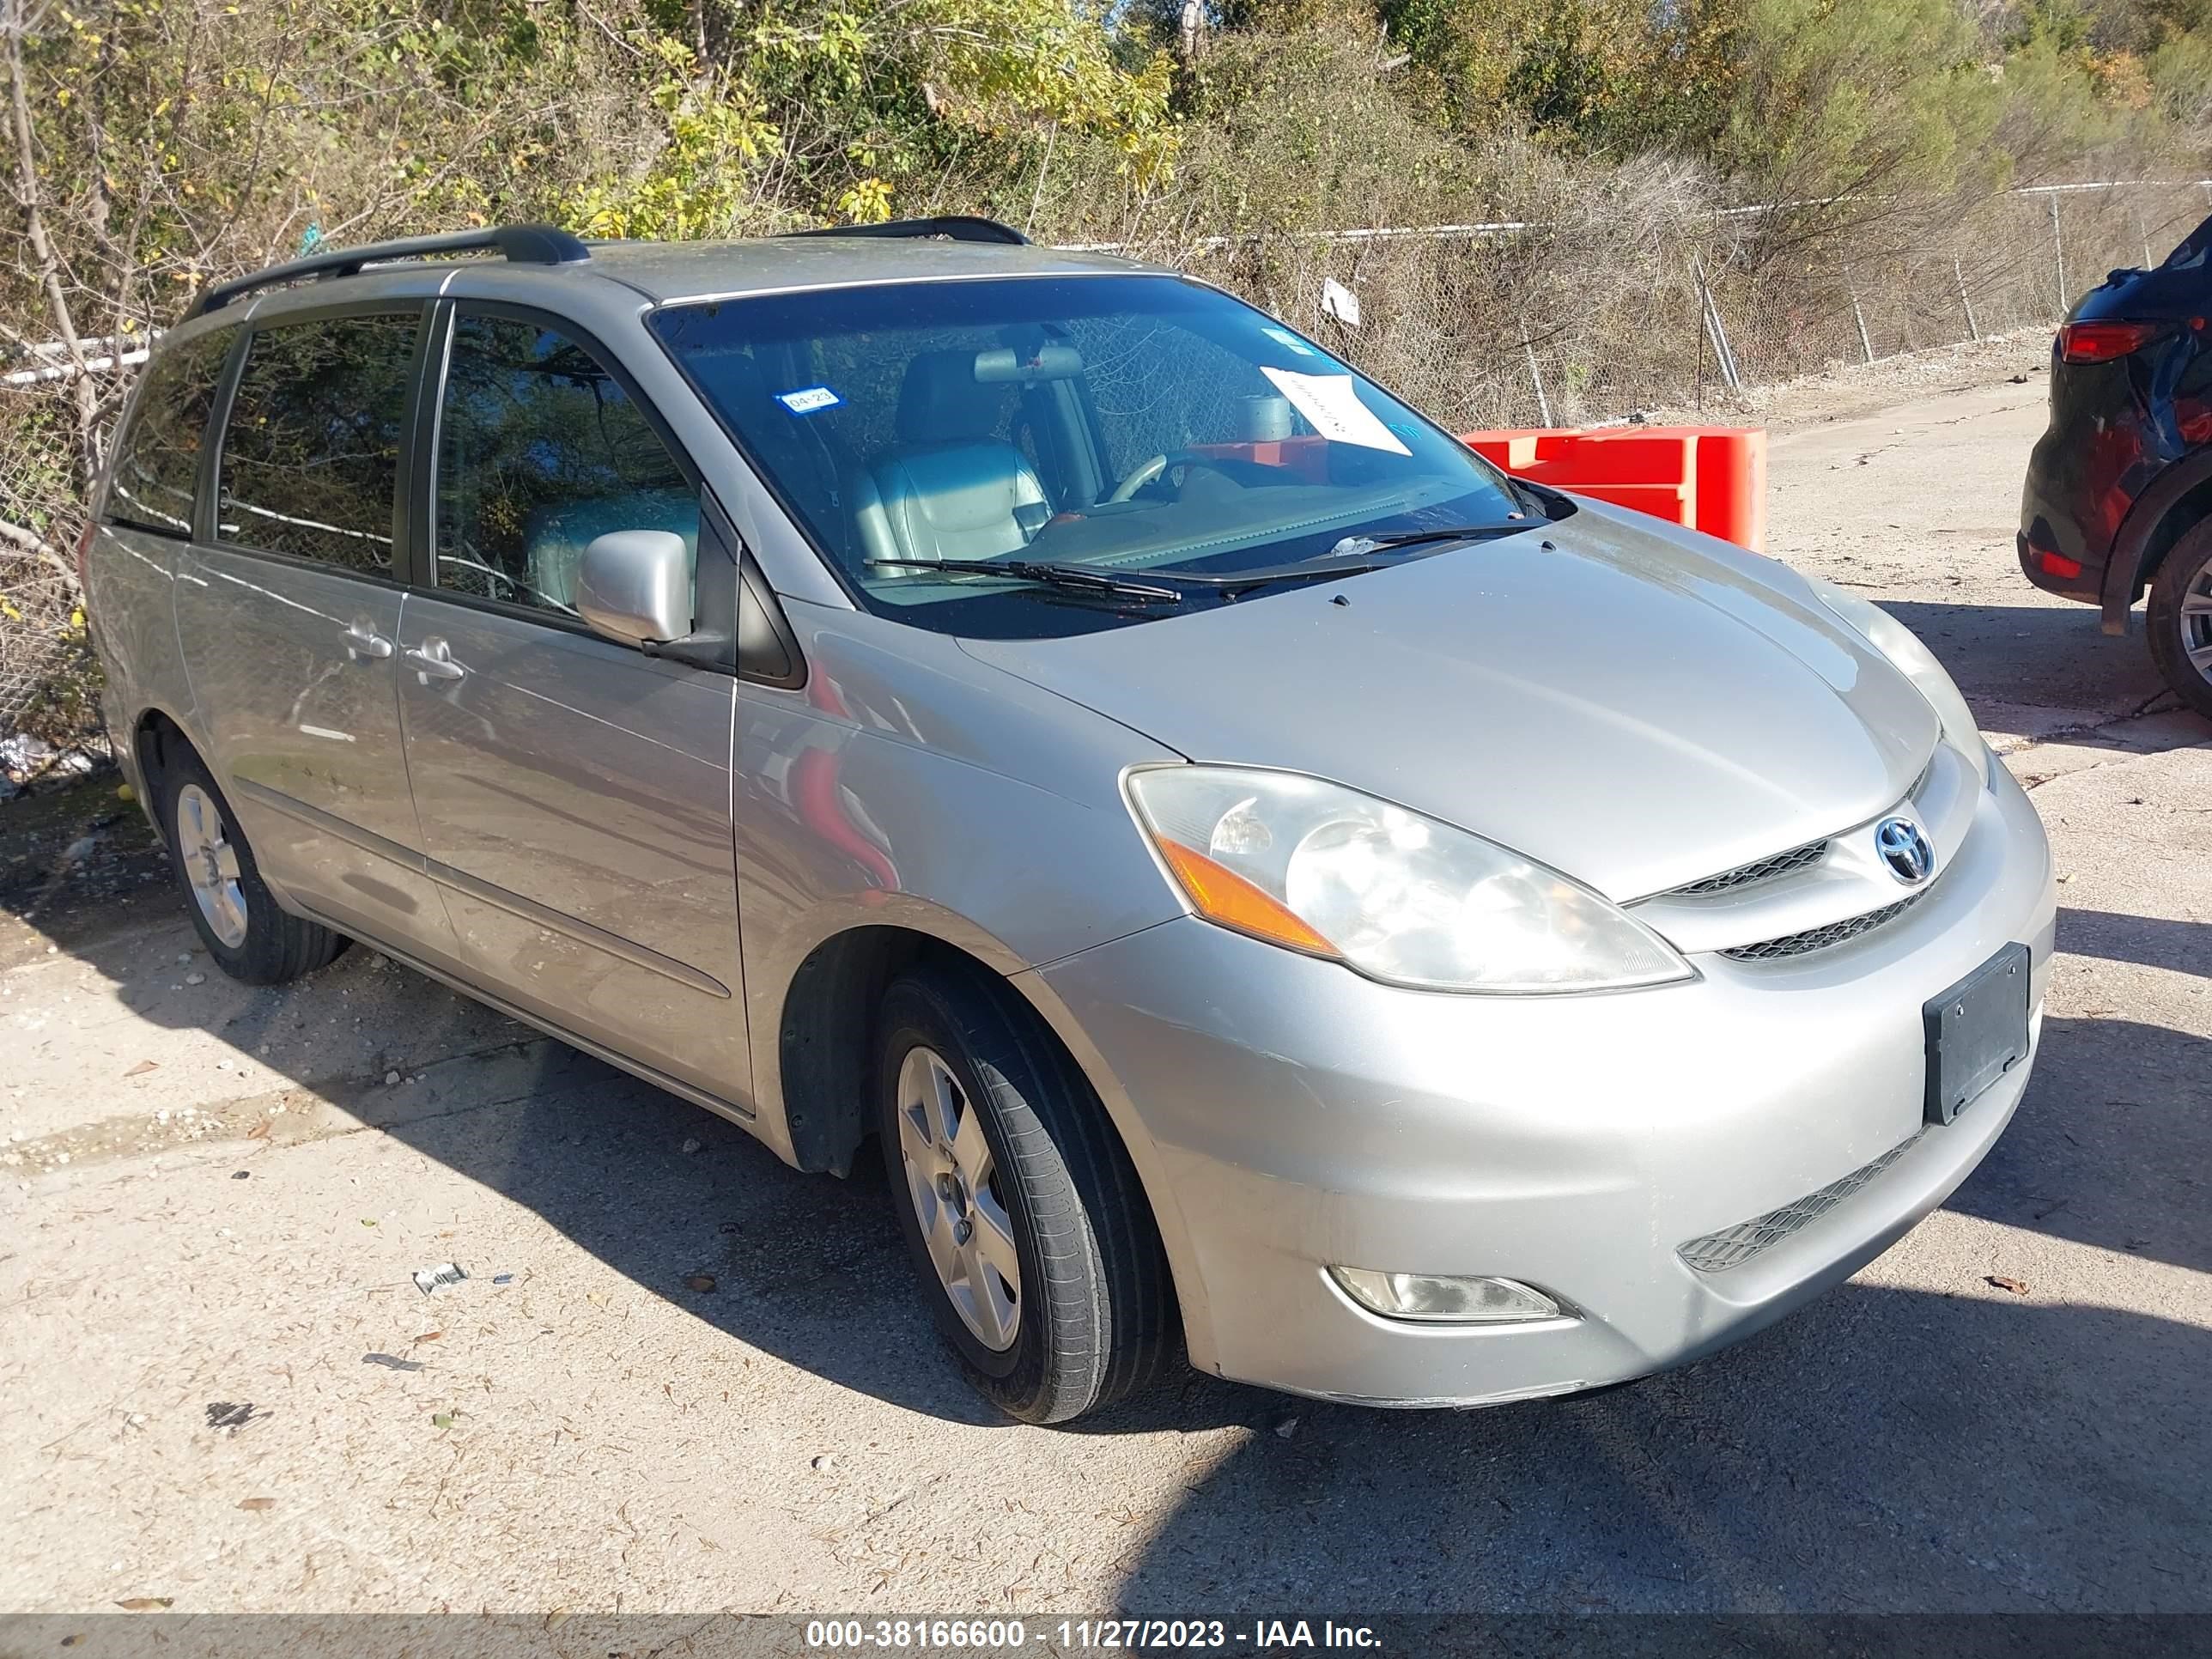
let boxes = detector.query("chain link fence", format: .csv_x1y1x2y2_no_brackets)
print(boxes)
1102,179,2212,432
0,379,102,792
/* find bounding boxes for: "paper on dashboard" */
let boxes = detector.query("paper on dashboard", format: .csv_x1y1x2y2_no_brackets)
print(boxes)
1259,367,1412,457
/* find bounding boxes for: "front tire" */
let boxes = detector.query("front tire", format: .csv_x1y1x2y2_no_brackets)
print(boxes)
876,963,1173,1425
2146,519,2212,723
156,749,348,985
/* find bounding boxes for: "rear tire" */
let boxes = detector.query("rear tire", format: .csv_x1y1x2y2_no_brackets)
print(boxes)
156,748,348,985
2146,519,2212,723
876,963,1173,1425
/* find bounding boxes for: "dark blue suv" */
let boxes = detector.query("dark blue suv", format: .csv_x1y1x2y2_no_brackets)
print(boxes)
2019,210,2212,720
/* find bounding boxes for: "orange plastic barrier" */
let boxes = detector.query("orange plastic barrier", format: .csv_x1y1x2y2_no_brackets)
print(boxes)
1460,425,1767,552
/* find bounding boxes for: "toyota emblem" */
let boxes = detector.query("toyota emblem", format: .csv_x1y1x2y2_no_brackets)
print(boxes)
1874,816,1935,884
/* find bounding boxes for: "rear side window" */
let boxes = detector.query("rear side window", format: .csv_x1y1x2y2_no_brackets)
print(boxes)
433,312,696,619
106,331,232,537
216,313,421,573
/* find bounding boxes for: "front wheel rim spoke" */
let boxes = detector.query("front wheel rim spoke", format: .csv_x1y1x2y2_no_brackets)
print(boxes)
927,1060,963,1147
949,1096,991,1182
924,1194,962,1285
969,1187,1021,1302
897,1096,937,1175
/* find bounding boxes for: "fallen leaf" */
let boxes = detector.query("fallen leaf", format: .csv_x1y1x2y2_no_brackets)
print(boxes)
431,1412,457,1429
684,1273,717,1293
360,1218,377,1228
114,1598,173,1612
545,1609,572,1632
586,1291,609,1308
413,1329,442,1343
237,1498,275,1512
246,1121,270,1140
1985,1274,2028,1295
125,1060,158,1078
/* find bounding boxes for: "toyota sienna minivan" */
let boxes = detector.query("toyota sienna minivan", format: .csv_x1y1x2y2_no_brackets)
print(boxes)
85,217,2056,1423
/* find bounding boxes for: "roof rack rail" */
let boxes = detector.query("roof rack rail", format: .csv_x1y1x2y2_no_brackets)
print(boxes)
184,223,592,321
782,215,1031,246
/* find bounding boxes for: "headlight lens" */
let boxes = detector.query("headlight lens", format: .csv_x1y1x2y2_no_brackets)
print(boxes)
1808,575,1985,769
1124,766,1693,994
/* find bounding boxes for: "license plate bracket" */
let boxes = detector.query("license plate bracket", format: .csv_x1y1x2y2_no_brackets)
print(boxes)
1923,942,2032,1126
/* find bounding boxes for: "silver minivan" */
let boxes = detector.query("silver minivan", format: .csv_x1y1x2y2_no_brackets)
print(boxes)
87,218,2056,1423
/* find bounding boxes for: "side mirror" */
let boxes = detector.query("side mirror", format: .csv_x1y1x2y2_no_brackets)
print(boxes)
577,531,690,648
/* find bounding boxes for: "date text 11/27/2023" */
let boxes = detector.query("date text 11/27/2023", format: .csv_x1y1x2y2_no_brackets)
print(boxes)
804,1620,1384,1650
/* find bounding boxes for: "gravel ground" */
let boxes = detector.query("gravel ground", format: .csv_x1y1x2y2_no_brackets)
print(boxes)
2,358,2207,1620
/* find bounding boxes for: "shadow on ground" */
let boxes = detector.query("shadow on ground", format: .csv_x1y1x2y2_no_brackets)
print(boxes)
1881,598,2179,718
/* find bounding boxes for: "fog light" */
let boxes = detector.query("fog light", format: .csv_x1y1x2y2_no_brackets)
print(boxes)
1328,1267,1563,1324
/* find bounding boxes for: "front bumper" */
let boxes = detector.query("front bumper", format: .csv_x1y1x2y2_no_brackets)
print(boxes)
1029,761,2056,1407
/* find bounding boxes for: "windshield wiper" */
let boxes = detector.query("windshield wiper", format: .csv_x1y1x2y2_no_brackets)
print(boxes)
863,556,1185,604
1326,520,1530,558
1147,521,1530,598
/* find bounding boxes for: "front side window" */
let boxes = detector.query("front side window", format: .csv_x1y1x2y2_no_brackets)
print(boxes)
649,274,1530,639
434,312,697,620
216,313,420,572
106,330,233,538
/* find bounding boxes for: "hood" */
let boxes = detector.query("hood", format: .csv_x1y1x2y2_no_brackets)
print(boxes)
961,501,1940,901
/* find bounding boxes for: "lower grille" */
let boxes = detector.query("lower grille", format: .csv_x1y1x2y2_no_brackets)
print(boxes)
1678,1132,1925,1274
1721,891,1928,962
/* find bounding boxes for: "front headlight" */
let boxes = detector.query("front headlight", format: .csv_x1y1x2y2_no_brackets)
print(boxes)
1808,576,1985,769
1123,766,1693,994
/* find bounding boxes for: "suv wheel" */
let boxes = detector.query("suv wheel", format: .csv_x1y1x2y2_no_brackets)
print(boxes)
2147,518,2212,723
157,750,349,984
875,963,1172,1425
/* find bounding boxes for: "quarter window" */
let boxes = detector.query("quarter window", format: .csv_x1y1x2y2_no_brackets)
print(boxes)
216,313,420,572
434,313,696,620
106,331,233,538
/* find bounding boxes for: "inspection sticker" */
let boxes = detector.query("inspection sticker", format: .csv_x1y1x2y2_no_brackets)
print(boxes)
1261,325,1320,357
776,386,842,414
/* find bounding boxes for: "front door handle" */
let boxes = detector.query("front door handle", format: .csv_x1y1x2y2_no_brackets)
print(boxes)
343,624,394,661
403,640,467,683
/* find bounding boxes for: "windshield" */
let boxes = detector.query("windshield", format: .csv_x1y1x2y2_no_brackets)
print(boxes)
649,274,1535,638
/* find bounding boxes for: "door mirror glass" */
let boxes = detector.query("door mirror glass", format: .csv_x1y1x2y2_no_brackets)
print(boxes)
578,531,690,647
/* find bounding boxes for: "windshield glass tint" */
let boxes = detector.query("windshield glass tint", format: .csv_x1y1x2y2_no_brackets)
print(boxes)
649,276,1524,637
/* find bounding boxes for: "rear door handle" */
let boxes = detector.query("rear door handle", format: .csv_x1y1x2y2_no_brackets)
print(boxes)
403,640,467,682
343,624,394,661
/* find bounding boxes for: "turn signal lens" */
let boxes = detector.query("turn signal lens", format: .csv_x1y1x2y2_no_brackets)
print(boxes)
2057,320,2165,363
1155,838,1338,957
1328,1267,1565,1324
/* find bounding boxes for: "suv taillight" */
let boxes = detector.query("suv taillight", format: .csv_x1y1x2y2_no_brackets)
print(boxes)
2057,320,2166,364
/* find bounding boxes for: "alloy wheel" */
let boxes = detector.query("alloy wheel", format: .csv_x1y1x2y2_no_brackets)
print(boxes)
895,1045,1022,1351
2181,564,2212,687
175,782,249,949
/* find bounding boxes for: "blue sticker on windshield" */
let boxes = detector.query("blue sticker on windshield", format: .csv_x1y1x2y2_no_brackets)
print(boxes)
776,386,842,414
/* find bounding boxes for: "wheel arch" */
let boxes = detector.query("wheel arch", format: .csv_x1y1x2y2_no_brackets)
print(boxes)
129,704,206,824
2105,450,2212,632
769,916,1206,1364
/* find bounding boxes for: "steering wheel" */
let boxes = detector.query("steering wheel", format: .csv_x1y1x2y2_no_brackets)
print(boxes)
1108,449,1236,504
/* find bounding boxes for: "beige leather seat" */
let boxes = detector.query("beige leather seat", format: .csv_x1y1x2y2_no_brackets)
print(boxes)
854,351,1049,567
